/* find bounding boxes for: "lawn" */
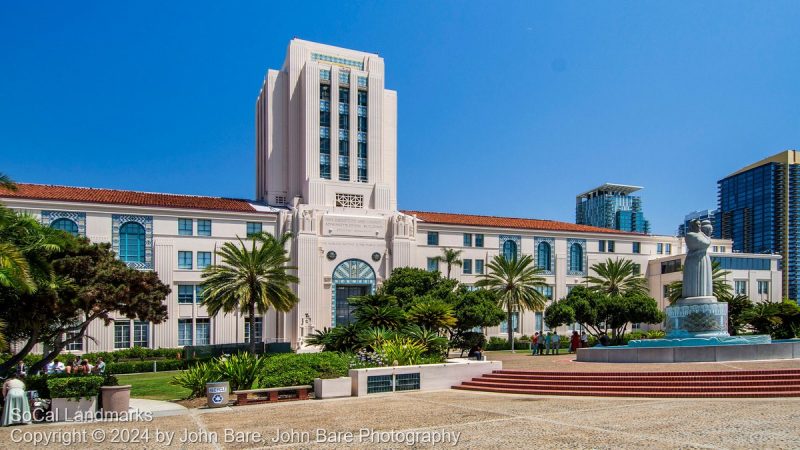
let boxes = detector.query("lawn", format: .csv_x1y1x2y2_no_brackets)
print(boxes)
116,370,190,401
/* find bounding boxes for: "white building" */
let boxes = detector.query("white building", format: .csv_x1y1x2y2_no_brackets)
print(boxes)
0,39,783,352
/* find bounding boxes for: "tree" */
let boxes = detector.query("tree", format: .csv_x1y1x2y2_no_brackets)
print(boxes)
406,297,457,332
718,292,754,335
742,300,800,339
0,206,65,294
0,172,17,191
380,267,458,309
586,258,647,296
544,285,664,344
201,232,299,354
476,254,548,346
0,239,171,374
667,261,732,304
435,248,463,279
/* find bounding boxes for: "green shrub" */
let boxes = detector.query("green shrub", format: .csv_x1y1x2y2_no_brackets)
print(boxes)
259,352,350,388
375,337,426,366
106,358,193,374
47,375,104,400
450,332,486,355
215,353,267,391
171,362,217,399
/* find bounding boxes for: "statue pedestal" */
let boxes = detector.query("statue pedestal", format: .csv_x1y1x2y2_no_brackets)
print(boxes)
665,296,729,338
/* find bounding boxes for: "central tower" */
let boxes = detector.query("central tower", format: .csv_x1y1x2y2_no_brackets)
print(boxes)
256,38,397,211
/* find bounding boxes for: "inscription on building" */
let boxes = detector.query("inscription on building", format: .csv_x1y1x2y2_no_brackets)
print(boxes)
323,215,385,237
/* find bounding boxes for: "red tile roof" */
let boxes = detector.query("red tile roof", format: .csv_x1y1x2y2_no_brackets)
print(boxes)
401,210,641,235
0,183,262,213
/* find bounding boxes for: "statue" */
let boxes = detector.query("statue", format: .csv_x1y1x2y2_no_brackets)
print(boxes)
682,219,713,299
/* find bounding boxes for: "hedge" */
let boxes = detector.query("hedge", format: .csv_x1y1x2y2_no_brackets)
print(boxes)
46,376,104,400
106,358,212,375
259,353,350,389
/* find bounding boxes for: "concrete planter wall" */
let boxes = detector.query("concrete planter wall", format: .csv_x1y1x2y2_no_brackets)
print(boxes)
313,377,352,399
577,340,800,363
51,397,97,422
100,385,131,416
349,360,501,397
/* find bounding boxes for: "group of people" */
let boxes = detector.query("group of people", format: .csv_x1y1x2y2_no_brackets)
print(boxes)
531,331,589,355
42,356,105,376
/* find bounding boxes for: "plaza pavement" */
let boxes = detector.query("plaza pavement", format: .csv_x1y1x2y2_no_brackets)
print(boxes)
2,353,800,449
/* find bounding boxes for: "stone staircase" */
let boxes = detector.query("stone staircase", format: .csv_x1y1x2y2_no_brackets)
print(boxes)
453,369,800,398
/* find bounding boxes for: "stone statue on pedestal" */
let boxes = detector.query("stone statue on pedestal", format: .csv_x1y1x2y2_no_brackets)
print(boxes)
682,219,713,299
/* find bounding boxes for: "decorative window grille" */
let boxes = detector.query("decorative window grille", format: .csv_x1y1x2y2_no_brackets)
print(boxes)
311,53,364,70
357,76,368,88
320,69,331,81
339,71,350,84
335,193,364,208
395,373,421,391
367,375,393,394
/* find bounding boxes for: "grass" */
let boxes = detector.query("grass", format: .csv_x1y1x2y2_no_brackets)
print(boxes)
116,370,190,401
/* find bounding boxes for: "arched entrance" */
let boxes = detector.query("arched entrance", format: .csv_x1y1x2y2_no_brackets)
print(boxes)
331,259,376,326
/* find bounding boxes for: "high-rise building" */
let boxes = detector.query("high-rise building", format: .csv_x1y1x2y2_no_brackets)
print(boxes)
717,150,800,301
576,183,650,233
678,209,717,237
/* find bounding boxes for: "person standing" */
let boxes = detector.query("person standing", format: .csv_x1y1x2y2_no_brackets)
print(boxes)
580,331,588,348
2,375,31,426
544,332,552,355
570,331,581,353
552,332,561,355
531,332,539,355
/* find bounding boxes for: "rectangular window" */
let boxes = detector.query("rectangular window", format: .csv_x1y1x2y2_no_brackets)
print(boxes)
734,280,747,295
657,243,663,254
757,280,769,295
320,85,332,180
195,319,211,345
178,319,193,346
339,71,350,85
665,243,672,254
427,232,439,246
663,285,670,299
463,233,472,247
133,321,149,347
632,263,641,276
475,259,484,275
65,330,83,351
178,218,193,236
427,258,438,272
339,87,350,104
197,251,212,270
114,320,130,349
661,259,682,274
500,312,519,333
178,251,193,270
246,222,262,237
320,69,331,82
178,285,194,304
608,240,615,253
475,234,484,248
244,317,263,344
197,219,211,236
195,285,204,303
632,242,641,254
536,285,554,300
712,246,719,252
599,240,606,252
463,259,472,274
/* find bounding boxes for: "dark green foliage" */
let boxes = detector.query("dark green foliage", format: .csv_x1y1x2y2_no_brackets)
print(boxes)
743,301,800,339
406,297,457,331
402,325,448,356
47,375,104,400
450,288,505,332
354,304,406,329
719,294,754,335
260,353,350,389
449,331,486,356
379,267,458,309
214,353,267,391
171,362,217,399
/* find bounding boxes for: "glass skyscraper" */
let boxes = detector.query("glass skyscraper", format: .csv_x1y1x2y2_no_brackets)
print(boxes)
575,183,650,233
717,150,800,301
678,209,717,237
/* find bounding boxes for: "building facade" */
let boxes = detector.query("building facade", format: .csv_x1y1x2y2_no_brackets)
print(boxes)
678,209,717,237
0,39,784,352
717,150,799,301
575,183,650,233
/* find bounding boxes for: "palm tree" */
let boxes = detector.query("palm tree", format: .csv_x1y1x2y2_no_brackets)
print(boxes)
0,206,64,294
0,172,17,191
666,261,732,304
201,232,299,354
585,258,647,296
476,254,548,348
436,248,463,279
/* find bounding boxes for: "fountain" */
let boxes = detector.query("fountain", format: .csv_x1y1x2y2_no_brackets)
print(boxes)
577,219,798,362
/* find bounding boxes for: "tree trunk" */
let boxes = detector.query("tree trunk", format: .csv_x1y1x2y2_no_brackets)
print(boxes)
249,302,257,355
0,328,39,375
30,320,94,374
507,307,514,348
446,264,451,279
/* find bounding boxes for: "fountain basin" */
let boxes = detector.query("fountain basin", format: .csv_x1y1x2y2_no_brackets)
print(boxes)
577,339,800,363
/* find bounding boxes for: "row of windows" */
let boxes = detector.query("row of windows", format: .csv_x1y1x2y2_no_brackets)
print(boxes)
114,320,151,349
320,83,368,183
712,256,771,271
178,284,205,304
178,218,211,236
461,259,484,275
598,240,615,252
461,233,485,247
178,251,212,270
178,318,211,346
656,243,673,255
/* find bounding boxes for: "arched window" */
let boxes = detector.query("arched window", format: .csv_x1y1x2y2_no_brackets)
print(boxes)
51,218,79,237
119,222,146,263
569,243,583,272
502,240,518,262
537,241,551,271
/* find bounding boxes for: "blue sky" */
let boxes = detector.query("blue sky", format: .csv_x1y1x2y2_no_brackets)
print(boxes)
2,2,799,235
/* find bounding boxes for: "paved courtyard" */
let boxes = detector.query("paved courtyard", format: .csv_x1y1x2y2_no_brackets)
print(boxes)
2,387,799,449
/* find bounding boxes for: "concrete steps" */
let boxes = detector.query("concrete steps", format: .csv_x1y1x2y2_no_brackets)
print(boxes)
453,369,800,398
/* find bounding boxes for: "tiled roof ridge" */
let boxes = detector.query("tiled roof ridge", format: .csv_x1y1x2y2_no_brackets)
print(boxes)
10,182,254,203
